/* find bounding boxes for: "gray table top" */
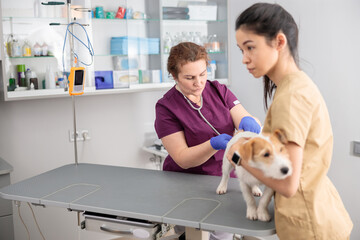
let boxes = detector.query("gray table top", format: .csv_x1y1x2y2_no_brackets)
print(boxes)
0,163,275,236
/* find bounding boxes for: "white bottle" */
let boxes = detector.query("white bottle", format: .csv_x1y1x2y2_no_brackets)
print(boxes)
210,60,216,80
164,32,172,54
45,65,56,89
11,39,21,57
41,42,48,56
25,68,32,89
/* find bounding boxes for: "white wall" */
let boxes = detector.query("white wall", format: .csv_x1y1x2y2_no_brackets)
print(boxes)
0,91,166,240
228,0,360,239
0,0,359,239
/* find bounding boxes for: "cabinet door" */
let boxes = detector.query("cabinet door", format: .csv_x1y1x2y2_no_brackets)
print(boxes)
160,0,229,84
91,0,162,90
0,215,14,240
0,0,93,100
0,173,12,217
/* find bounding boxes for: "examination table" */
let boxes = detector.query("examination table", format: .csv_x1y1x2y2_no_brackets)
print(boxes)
0,163,276,239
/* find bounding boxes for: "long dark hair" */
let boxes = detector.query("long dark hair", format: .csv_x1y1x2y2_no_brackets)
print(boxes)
235,3,299,109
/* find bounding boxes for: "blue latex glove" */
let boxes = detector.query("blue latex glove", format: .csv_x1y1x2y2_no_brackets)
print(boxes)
239,116,261,134
210,134,232,150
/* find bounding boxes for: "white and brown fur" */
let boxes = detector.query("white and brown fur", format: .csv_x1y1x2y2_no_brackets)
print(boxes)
216,130,292,221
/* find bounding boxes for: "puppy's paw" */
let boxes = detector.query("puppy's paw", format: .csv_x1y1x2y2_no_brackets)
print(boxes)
252,186,262,197
246,206,258,221
257,208,271,222
216,184,227,195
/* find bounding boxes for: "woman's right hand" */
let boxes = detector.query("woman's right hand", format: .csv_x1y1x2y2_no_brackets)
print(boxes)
210,134,232,150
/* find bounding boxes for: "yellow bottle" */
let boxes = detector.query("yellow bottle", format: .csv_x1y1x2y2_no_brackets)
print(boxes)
23,41,32,57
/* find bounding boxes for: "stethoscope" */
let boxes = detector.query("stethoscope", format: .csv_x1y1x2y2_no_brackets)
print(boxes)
177,85,221,136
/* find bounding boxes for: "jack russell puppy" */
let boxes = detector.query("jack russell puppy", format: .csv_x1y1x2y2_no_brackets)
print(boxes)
216,130,292,222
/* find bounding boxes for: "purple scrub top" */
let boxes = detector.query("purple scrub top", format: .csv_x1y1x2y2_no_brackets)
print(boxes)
155,80,239,176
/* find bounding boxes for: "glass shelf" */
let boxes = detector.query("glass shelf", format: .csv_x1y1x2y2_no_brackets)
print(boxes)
163,19,226,23
7,56,55,59
91,18,160,22
94,53,160,57
6,82,174,101
2,16,67,20
164,51,225,55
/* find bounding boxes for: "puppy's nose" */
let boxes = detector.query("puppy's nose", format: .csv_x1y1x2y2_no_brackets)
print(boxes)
280,167,289,175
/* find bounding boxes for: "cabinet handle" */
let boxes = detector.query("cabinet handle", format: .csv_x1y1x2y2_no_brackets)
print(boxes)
100,225,150,238
100,224,132,234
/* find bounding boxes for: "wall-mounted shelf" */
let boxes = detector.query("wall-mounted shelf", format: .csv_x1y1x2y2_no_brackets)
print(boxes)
0,0,229,101
6,82,174,101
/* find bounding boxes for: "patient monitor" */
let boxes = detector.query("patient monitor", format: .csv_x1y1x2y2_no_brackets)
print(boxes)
69,67,85,96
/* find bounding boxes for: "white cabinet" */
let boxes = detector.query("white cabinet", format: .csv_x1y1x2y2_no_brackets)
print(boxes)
0,0,229,101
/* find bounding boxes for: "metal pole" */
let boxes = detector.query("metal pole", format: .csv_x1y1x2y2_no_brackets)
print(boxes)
72,95,78,165
67,0,78,165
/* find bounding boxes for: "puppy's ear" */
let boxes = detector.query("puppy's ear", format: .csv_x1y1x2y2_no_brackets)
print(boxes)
238,139,254,162
273,129,288,144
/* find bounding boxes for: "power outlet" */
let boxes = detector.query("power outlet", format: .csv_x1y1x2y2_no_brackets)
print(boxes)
353,141,360,156
69,130,91,142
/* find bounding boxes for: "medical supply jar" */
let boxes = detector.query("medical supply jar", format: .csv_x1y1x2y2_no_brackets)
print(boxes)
95,6,105,18
116,7,126,19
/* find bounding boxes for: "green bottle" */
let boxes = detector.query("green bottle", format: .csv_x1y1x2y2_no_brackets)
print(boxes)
8,73,16,91
20,72,26,87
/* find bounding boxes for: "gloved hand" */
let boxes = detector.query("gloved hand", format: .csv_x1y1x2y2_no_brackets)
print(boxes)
239,116,261,134
210,134,232,150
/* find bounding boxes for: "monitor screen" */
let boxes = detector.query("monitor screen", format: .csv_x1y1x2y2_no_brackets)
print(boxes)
75,70,84,85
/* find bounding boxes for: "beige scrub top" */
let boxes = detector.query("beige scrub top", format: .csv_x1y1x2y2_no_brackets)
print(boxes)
262,71,353,240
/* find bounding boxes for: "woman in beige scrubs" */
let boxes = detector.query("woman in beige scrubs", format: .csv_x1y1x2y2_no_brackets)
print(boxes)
227,3,353,240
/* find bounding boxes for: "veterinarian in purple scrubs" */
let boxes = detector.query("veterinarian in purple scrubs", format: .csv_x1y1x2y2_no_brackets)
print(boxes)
155,42,261,240
155,42,260,177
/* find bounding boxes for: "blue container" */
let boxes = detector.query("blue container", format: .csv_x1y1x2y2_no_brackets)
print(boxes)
147,38,160,54
139,38,160,54
111,37,139,55
95,71,113,89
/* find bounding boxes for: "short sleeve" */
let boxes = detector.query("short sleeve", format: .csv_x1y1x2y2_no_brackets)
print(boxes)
270,92,313,148
210,81,240,110
154,101,183,139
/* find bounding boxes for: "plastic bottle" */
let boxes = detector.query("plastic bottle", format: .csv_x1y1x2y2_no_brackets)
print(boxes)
211,34,220,52
6,34,14,57
29,71,39,89
23,41,32,57
17,64,26,86
20,72,26,87
57,77,65,88
25,68,32,89
11,39,22,57
8,73,16,91
210,60,216,80
164,32,172,54
33,42,42,56
45,65,56,89
207,60,216,80
41,42,48,56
